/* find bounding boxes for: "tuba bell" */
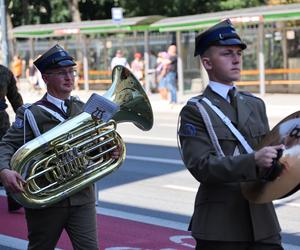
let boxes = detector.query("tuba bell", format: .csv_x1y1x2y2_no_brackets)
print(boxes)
10,65,153,209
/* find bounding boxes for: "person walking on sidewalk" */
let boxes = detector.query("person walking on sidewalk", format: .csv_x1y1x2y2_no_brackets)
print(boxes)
164,44,178,105
111,49,130,70
11,55,23,88
178,19,284,250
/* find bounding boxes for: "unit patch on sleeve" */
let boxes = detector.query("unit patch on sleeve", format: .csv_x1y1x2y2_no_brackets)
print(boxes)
182,123,197,136
13,117,24,129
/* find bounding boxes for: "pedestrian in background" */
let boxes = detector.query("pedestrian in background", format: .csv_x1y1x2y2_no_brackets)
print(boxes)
26,58,38,91
178,19,284,250
148,50,158,92
11,55,23,88
131,52,144,83
111,49,130,70
164,44,178,105
0,64,23,212
156,51,169,100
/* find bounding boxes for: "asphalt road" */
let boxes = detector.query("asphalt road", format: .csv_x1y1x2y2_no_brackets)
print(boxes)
96,106,300,248
2,82,300,249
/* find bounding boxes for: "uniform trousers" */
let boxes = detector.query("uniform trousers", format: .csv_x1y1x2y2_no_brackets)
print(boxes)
196,234,284,250
25,202,98,250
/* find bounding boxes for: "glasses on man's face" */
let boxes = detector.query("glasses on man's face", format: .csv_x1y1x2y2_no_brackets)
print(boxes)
45,69,77,77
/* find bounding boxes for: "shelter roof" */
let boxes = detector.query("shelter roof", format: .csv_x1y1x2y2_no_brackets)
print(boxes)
13,16,163,38
150,3,300,32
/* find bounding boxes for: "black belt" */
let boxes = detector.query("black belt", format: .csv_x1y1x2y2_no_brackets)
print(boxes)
0,101,8,111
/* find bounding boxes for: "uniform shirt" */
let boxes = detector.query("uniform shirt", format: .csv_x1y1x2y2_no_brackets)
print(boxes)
46,93,70,114
209,80,235,103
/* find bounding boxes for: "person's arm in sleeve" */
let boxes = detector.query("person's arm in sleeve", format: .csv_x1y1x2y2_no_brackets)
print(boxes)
6,68,23,111
178,104,258,184
0,107,34,193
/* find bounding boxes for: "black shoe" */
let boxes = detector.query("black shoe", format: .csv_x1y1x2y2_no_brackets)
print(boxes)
7,195,22,212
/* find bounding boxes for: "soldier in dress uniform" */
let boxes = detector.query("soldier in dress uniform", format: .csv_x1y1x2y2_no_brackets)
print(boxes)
0,64,23,212
0,44,101,250
178,19,284,250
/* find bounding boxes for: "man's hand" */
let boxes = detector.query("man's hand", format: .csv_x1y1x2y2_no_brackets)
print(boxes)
0,169,25,193
254,144,284,169
111,145,122,159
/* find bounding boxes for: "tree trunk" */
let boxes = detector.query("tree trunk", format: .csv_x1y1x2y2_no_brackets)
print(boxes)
68,0,81,22
22,0,29,24
6,10,14,64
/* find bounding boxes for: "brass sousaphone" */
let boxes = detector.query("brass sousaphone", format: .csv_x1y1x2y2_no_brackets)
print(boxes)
242,111,300,203
10,65,153,209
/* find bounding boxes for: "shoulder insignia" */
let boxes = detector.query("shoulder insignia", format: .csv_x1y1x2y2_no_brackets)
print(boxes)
72,95,81,101
187,95,203,105
13,117,24,129
13,103,33,128
23,103,32,109
181,123,197,136
239,91,257,98
239,91,253,96
239,91,263,102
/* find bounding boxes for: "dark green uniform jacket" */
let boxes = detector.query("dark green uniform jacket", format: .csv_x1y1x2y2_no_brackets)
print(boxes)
0,64,23,137
178,86,281,241
0,95,95,207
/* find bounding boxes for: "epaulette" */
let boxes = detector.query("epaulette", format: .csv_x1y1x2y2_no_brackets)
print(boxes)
239,91,258,98
187,95,203,106
22,103,32,109
72,95,81,102
239,91,264,103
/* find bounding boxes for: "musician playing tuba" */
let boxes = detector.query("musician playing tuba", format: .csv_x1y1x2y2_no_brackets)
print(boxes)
0,44,119,250
177,19,285,249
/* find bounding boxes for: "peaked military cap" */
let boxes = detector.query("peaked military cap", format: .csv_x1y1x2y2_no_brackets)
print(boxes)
194,19,247,56
33,44,76,73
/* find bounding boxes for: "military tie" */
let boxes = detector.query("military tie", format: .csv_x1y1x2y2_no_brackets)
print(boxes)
63,99,72,117
228,88,237,110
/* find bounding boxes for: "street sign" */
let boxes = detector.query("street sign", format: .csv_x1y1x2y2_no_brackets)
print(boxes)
111,7,123,23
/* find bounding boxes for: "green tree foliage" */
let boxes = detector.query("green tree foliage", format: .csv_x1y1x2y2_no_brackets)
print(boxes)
119,0,220,17
7,0,270,28
219,0,266,10
8,0,53,26
49,0,71,23
79,0,114,20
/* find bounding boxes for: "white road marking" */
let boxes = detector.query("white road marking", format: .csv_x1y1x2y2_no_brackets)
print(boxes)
126,155,182,165
274,200,300,208
163,185,300,209
158,123,178,128
0,235,28,250
122,134,177,142
164,184,197,192
0,190,299,249
282,243,300,250
0,234,62,250
96,207,188,231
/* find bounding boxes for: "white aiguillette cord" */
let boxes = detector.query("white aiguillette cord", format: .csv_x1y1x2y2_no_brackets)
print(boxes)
188,98,225,158
201,97,253,154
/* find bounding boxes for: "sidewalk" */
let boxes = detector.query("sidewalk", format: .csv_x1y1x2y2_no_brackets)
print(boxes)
15,80,187,114
12,80,300,125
